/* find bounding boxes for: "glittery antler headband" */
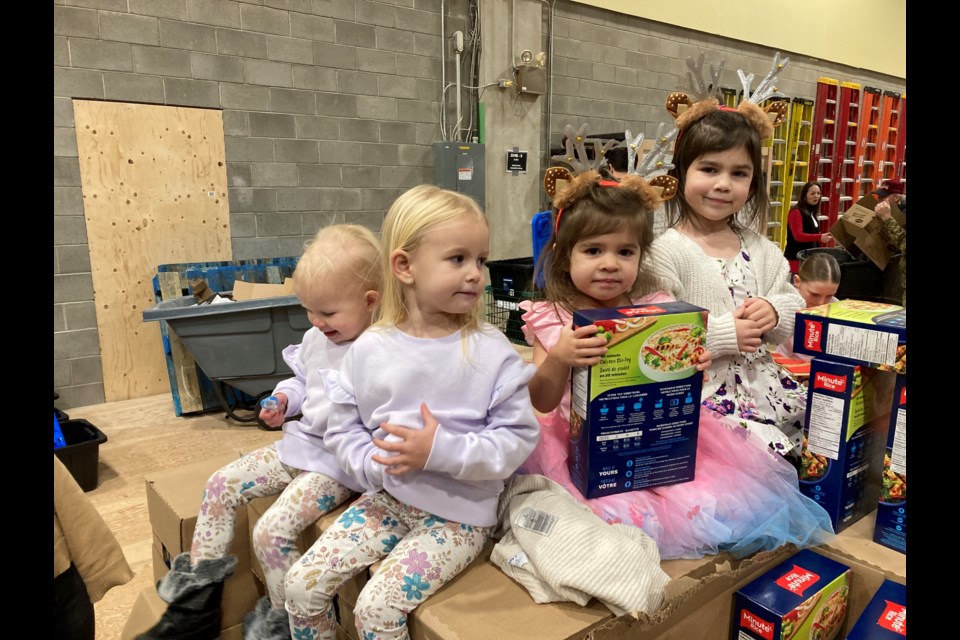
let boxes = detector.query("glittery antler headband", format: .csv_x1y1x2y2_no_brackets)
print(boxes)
665,51,790,140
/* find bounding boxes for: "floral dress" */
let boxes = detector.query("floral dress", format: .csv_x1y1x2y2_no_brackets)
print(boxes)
701,236,807,457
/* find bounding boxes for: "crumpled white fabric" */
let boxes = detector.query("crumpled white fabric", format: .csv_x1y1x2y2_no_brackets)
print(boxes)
491,474,669,616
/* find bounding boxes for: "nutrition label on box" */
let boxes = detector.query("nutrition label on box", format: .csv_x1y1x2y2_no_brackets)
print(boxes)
807,393,843,459
891,411,906,474
825,325,898,366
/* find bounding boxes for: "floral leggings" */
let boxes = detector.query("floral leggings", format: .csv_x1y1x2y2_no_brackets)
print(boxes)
284,492,491,640
190,444,355,607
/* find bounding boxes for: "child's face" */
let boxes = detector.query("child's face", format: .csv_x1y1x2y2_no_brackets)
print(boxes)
569,228,640,306
300,272,377,344
404,214,489,317
683,146,753,226
795,278,838,308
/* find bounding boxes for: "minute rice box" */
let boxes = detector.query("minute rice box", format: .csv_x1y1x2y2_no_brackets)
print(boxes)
569,301,707,499
732,549,851,640
792,300,905,374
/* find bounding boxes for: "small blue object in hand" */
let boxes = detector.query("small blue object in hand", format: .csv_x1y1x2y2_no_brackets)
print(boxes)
260,395,280,412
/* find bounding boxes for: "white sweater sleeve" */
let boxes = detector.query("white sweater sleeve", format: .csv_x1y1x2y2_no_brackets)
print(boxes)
322,351,384,493
273,339,308,416
749,234,805,346
424,355,539,481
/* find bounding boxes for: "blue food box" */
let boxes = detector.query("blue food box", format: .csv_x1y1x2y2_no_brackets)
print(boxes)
732,549,851,640
873,375,906,554
793,300,905,374
569,301,707,499
846,579,906,639
799,359,894,533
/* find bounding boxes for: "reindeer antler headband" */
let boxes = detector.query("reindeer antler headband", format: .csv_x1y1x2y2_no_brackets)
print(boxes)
666,51,790,140
544,123,678,236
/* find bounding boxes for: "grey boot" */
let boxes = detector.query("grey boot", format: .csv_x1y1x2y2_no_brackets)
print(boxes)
137,553,237,640
244,596,292,640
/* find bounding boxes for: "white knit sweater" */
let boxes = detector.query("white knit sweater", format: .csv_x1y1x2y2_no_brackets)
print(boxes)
648,228,804,360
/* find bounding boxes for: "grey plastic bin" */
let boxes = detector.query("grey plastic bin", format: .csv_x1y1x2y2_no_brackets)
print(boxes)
143,295,311,397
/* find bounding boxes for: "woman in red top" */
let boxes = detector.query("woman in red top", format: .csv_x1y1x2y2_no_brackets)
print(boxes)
784,181,832,274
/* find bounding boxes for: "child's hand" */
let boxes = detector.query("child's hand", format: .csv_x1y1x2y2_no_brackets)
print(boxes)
551,324,609,368
733,313,763,353
371,403,438,476
694,347,713,371
739,297,777,334
258,392,288,427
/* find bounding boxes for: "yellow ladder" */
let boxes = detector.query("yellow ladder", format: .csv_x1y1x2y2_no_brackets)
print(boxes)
763,97,791,249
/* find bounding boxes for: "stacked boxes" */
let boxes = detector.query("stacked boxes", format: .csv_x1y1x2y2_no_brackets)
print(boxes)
799,359,894,533
569,302,707,499
792,300,906,535
873,375,907,553
732,549,851,640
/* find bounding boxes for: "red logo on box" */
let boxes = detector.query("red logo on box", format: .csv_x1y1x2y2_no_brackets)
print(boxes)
619,306,664,316
878,601,906,635
775,565,821,595
899,386,906,406
740,610,774,640
803,320,823,352
813,372,847,393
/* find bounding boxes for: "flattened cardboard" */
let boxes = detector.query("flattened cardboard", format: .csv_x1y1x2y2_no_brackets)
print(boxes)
829,196,904,270
144,454,260,630
232,277,296,301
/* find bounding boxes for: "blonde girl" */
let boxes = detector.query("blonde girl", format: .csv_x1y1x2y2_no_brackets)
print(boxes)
282,185,539,640
138,225,380,640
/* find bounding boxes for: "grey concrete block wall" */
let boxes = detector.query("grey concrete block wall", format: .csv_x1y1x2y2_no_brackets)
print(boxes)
53,0,467,408
53,0,904,409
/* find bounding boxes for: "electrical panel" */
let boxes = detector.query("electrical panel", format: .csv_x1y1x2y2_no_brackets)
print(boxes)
433,142,485,210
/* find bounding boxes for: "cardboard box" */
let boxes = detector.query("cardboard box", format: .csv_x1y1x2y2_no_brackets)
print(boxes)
873,375,906,554
145,454,261,630
232,277,295,301
829,195,904,270
793,300,906,374
732,549,851,640
845,579,906,639
569,302,707,498
799,360,895,533
121,586,243,640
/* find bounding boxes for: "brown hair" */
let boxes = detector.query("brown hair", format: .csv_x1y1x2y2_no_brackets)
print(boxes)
535,171,658,313
664,109,768,234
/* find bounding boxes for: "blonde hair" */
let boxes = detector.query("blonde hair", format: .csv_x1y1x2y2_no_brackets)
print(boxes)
293,224,381,302
377,185,487,331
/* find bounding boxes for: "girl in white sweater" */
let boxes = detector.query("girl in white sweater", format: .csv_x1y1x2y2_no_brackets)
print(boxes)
283,185,539,640
649,107,807,459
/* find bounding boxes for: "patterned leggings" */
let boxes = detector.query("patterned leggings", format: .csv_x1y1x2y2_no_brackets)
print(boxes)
190,444,355,607
284,492,491,640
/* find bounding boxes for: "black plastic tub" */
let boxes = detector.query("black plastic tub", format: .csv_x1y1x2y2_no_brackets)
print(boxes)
55,419,108,492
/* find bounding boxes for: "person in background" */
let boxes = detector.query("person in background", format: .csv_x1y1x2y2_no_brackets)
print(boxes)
784,181,832,275
873,178,906,307
54,456,134,640
776,251,841,361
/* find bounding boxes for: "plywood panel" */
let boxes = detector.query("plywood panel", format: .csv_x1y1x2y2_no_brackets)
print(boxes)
73,100,232,402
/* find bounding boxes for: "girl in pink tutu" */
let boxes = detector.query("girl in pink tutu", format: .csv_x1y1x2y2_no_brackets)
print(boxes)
521,167,833,560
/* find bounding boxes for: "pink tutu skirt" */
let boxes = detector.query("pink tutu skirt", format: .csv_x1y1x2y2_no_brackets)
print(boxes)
521,407,835,560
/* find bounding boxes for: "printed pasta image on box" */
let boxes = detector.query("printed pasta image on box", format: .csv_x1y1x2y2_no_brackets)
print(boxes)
732,549,851,640
568,301,707,499
874,375,906,555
